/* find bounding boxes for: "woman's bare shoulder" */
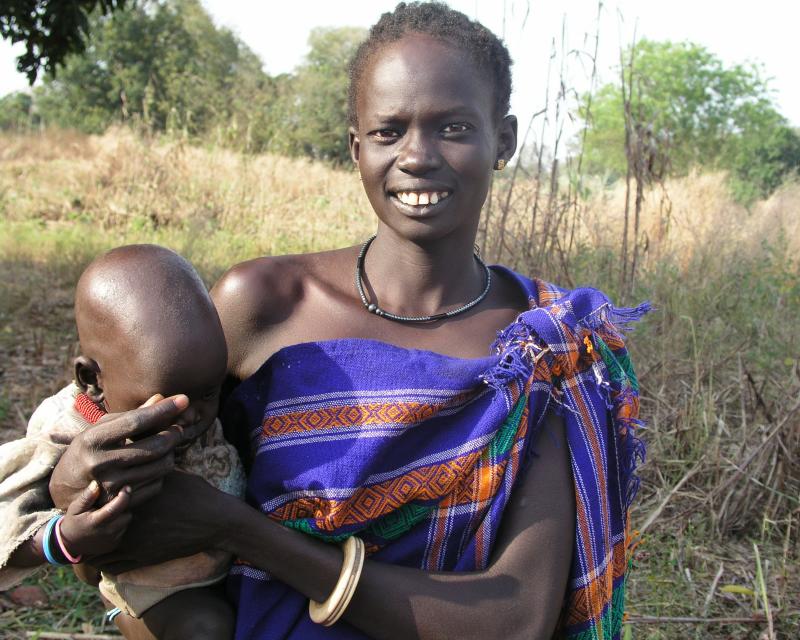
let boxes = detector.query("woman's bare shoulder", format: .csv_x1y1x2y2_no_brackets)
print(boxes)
212,255,302,324
212,249,353,315
210,249,356,375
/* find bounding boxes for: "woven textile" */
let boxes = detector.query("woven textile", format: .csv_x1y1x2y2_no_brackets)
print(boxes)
225,267,648,639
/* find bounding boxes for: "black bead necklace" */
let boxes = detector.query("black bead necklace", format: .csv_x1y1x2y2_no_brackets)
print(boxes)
355,235,492,323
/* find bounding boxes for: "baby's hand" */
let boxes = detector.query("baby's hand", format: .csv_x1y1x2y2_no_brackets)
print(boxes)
58,481,133,559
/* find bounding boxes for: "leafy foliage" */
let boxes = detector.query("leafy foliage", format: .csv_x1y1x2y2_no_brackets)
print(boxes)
726,113,800,202
581,40,800,200
0,91,32,129
29,0,276,145
0,0,127,83
0,1,362,163
268,27,365,164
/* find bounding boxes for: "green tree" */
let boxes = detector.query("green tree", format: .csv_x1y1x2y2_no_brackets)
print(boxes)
580,40,799,198
33,0,275,144
726,108,800,201
272,27,366,164
1,0,127,83
7,3,368,163
0,91,34,129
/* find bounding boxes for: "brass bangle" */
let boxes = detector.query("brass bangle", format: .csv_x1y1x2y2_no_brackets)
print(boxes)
308,536,365,626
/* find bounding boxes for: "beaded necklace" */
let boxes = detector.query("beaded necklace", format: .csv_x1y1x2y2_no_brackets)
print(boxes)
354,235,491,323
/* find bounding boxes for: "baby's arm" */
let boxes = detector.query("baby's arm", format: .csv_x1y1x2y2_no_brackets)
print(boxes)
9,481,132,567
56,481,132,561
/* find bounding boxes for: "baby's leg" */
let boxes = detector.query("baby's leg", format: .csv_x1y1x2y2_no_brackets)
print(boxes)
110,585,235,640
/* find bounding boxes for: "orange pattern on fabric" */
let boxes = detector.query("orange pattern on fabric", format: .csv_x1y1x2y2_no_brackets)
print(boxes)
564,538,627,628
572,488,600,627
269,446,524,533
270,451,483,531
269,391,533,563
262,401,442,436
563,376,610,513
565,476,626,630
264,378,533,571
262,391,477,438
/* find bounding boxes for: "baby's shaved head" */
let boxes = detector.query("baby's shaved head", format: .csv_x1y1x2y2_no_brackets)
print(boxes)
75,245,227,413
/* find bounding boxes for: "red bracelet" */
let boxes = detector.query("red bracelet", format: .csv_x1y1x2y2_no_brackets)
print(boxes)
54,517,83,564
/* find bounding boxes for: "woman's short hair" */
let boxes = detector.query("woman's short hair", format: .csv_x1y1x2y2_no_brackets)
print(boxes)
347,1,513,127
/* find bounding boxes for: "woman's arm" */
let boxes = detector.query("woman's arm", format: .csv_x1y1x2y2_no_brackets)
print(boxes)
95,411,574,640
235,412,573,639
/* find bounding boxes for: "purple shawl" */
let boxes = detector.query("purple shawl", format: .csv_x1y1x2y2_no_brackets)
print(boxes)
224,268,648,639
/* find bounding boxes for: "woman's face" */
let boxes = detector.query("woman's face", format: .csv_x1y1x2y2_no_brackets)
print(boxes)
350,34,516,244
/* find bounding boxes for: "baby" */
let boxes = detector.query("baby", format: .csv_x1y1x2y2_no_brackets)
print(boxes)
0,244,245,638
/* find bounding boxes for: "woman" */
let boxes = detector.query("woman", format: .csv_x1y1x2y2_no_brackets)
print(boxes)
48,3,646,638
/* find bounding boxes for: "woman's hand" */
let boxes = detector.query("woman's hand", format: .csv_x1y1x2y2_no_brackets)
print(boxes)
89,471,229,573
49,395,190,511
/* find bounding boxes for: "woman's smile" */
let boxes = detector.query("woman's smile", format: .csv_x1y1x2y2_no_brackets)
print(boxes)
388,186,453,216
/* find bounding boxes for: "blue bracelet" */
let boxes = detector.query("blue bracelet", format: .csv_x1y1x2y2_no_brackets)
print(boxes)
42,515,67,566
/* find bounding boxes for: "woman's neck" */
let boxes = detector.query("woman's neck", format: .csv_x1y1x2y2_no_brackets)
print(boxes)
362,226,485,318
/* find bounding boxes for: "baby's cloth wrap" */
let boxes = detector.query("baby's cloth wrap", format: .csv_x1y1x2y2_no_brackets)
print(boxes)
0,384,246,618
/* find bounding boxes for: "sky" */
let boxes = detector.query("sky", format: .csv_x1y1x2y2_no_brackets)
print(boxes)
1,0,798,137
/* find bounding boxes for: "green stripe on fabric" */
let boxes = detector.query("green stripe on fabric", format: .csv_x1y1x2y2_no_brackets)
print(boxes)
487,394,527,459
615,351,639,393
565,580,626,640
282,518,353,542
367,502,433,541
594,336,639,392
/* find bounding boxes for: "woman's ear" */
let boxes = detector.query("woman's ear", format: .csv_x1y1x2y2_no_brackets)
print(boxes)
74,356,104,404
348,126,361,165
495,115,518,166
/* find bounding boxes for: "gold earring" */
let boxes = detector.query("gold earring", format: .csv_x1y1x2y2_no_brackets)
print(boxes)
494,159,506,171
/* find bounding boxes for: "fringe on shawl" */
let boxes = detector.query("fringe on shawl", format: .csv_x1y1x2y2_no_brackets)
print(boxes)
481,287,650,514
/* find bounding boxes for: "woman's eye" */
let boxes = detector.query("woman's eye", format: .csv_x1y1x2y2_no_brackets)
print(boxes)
370,129,400,142
442,123,471,134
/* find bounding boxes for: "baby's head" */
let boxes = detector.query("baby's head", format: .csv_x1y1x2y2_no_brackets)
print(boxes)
73,244,227,433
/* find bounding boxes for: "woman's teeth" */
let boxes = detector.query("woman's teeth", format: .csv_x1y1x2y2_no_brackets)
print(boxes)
395,191,449,206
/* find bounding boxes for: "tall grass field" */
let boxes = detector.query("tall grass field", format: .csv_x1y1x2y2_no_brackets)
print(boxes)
1,128,798,639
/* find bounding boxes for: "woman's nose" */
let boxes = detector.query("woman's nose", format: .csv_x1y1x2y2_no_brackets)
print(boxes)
396,130,441,174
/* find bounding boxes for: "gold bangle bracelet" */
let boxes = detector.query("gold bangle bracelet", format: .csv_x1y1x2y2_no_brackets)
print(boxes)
309,536,366,626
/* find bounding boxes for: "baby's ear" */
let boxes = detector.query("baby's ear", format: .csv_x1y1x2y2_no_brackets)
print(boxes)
74,356,104,404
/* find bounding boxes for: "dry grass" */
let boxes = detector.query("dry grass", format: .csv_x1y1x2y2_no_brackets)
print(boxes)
1,128,798,639
1,127,375,269
482,168,800,286
582,172,800,266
